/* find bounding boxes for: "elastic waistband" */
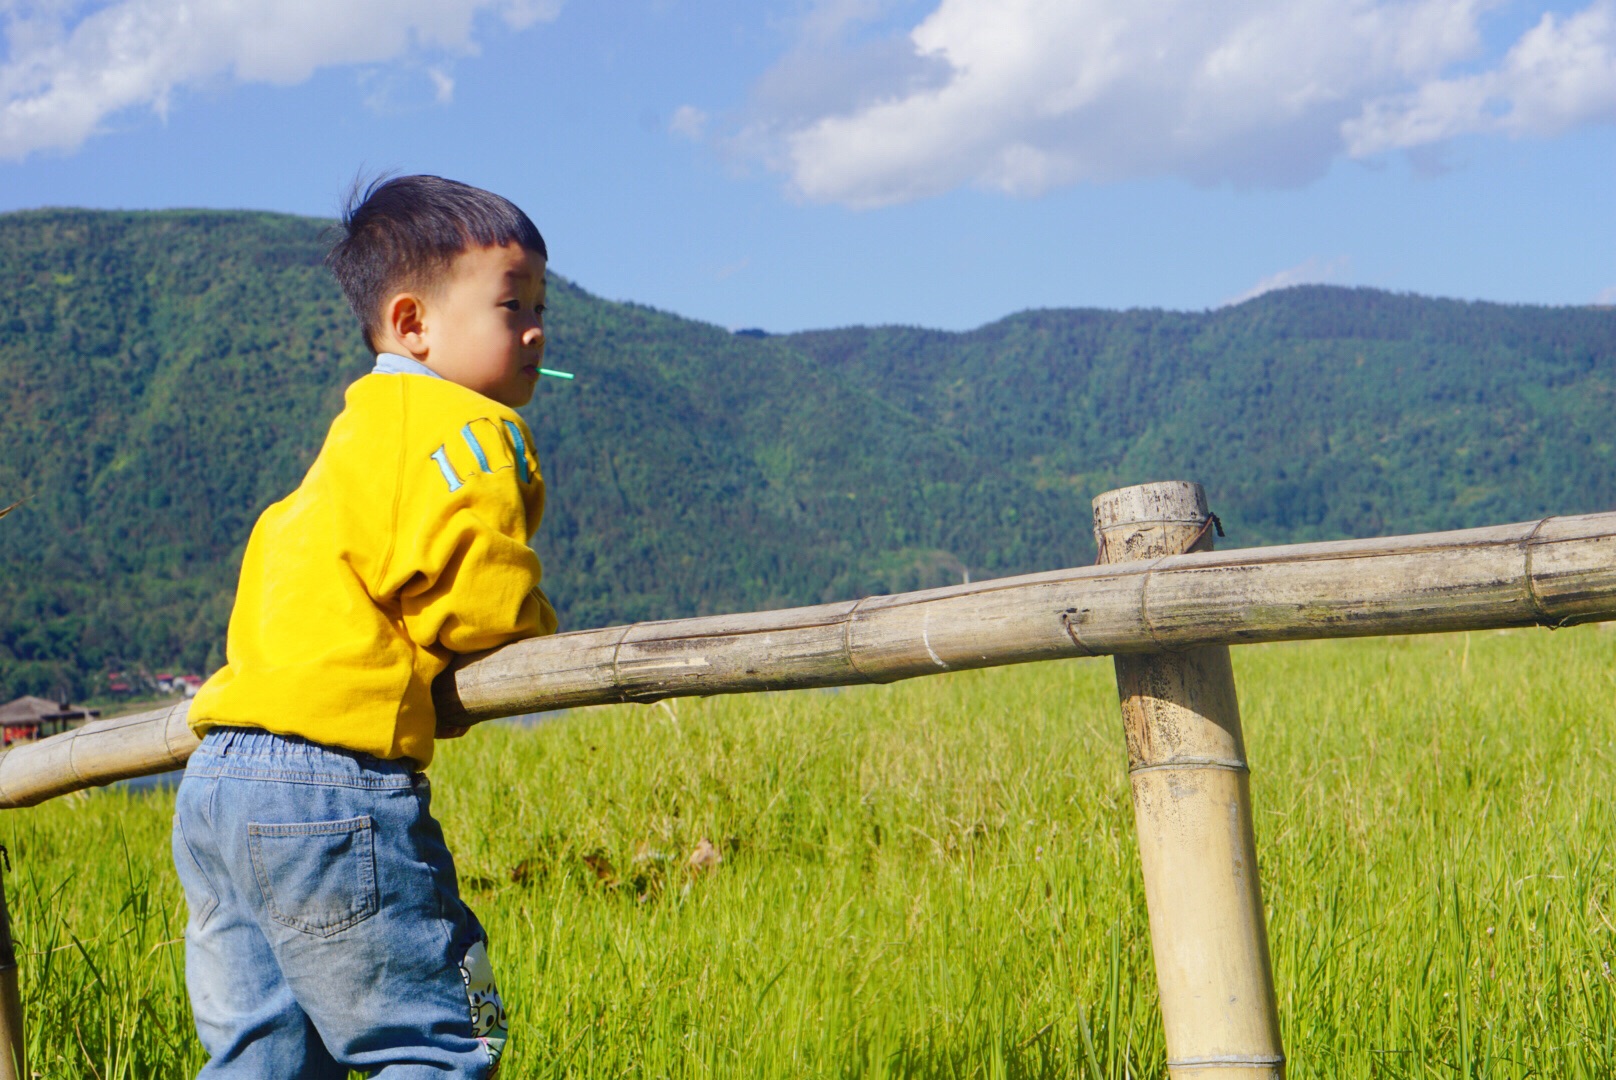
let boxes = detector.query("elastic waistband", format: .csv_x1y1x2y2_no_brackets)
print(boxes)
185,727,421,789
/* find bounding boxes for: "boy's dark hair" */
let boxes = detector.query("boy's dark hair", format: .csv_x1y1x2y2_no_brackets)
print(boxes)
327,174,547,351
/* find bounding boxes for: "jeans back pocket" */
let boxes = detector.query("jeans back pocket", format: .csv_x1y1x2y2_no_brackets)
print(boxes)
248,815,380,937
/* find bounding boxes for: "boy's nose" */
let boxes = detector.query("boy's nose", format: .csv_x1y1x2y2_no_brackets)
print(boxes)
522,326,544,348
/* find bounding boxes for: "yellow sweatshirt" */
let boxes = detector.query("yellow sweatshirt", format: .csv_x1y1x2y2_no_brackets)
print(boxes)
189,371,558,767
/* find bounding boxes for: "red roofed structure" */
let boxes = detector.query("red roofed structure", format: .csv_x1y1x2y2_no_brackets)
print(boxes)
0,696,100,746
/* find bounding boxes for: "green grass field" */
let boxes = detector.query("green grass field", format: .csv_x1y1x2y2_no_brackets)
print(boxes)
5,628,1614,1078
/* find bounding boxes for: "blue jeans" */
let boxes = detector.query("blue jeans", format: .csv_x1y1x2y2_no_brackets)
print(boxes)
172,728,506,1078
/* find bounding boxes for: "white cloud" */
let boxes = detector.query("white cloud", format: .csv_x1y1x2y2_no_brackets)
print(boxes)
718,0,947,175
1225,255,1353,306
1345,1,1616,154
428,67,455,105
359,63,459,115
669,104,707,140
714,255,750,281
0,0,561,159
498,0,563,30
757,0,1616,207
1596,283,1616,304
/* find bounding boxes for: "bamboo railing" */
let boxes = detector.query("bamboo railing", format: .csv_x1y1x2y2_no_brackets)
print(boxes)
1,505,1612,812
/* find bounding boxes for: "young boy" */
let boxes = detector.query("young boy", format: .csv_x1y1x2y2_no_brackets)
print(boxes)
172,175,558,1078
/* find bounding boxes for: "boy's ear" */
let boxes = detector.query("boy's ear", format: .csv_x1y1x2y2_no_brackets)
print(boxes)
383,291,430,357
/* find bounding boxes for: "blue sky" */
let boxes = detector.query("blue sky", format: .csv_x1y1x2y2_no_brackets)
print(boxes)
2,0,1613,331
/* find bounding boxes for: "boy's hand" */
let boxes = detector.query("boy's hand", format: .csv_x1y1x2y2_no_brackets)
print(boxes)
438,723,471,739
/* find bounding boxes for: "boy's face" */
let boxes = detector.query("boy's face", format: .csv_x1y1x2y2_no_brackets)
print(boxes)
416,243,548,408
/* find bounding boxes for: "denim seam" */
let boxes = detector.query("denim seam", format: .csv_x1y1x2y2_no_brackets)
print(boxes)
184,765,414,790
202,778,225,925
248,815,381,937
248,818,381,838
173,807,220,930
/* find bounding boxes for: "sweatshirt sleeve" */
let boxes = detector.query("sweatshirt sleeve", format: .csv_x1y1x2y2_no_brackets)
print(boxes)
385,407,559,655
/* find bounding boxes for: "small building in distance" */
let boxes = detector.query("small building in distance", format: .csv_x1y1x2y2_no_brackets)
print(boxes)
154,673,204,697
0,696,100,746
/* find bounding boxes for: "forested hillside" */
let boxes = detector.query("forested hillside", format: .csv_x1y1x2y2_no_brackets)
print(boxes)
2,209,1612,701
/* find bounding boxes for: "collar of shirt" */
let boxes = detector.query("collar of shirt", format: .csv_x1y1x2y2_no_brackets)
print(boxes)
372,352,444,380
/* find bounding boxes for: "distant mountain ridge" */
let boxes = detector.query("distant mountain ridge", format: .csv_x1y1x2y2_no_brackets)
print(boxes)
2,208,1612,700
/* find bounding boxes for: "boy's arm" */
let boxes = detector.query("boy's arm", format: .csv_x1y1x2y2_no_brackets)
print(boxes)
388,414,558,658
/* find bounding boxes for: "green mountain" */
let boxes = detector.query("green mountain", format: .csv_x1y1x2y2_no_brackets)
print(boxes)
2,209,1613,701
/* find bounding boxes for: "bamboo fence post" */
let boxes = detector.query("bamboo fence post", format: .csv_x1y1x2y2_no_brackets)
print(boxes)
0,848,24,1080
1094,482,1284,1079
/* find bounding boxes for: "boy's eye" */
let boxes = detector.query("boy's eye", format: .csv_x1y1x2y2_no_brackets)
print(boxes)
501,299,520,310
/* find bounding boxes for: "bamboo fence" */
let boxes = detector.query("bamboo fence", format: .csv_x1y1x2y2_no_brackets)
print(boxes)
1,505,1611,812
